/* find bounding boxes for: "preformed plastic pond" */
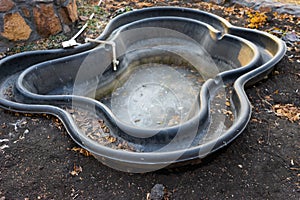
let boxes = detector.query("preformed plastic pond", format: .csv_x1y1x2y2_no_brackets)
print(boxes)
0,7,286,173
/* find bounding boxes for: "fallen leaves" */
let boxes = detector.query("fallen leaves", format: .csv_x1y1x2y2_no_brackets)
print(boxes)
273,12,297,22
225,101,231,107
272,104,300,123
105,135,117,143
246,11,268,29
66,107,136,151
136,2,153,7
70,164,83,176
71,147,92,157
52,117,63,130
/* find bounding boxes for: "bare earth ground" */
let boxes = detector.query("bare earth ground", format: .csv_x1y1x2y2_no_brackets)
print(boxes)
0,1,299,199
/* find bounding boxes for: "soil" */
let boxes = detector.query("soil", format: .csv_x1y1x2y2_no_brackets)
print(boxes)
0,1,299,199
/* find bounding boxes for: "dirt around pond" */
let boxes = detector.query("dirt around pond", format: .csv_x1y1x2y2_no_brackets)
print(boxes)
0,1,300,199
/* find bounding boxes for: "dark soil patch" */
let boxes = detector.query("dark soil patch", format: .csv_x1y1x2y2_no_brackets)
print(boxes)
0,1,299,199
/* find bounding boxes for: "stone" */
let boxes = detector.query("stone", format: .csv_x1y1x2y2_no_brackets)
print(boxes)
59,0,78,24
21,6,31,18
259,6,273,13
65,0,78,22
62,24,71,33
59,7,71,24
149,184,165,200
1,12,32,41
33,4,62,37
0,0,15,12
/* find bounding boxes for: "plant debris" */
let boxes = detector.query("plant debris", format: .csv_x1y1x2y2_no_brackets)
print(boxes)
272,104,300,123
65,107,137,152
0,0,299,198
246,11,268,29
70,147,92,157
70,164,83,176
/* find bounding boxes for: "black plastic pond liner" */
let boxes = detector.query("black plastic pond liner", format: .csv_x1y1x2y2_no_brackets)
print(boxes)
0,7,286,173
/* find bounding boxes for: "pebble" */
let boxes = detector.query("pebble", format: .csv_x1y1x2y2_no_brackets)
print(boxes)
149,184,165,200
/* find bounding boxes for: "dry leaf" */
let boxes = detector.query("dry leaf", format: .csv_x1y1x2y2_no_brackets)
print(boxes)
71,147,92,157
246,11,268,29
79,15,89,21
105,136,116,143
272,104,300,122
225,101,231,107
70,164,82,176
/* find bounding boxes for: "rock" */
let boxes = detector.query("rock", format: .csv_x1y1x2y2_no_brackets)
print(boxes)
1,12,32,41
282,32,300,43
33,3,62,37
149,184,165,200
59,7,71,24
259,6,273,13
21,6,31,18
65,0,78,22
62,24,71,33
59,0,78,24
0,0,15,12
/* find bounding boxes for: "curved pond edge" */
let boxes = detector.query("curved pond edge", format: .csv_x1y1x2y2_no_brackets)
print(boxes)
0,7,286,173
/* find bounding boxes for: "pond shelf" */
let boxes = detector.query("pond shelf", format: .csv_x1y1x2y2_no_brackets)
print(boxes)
0,7,286,173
